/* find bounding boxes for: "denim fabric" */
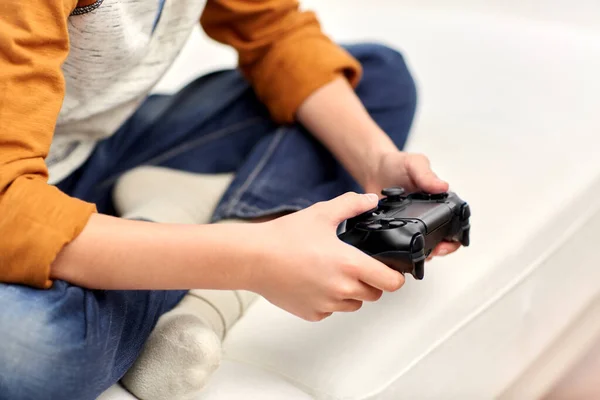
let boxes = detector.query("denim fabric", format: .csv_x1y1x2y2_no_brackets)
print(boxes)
56,43,417,219
0,43,417,400
0,281,184,399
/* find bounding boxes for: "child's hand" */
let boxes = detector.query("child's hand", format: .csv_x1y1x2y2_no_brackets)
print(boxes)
250,192,404,322
365,151,461,258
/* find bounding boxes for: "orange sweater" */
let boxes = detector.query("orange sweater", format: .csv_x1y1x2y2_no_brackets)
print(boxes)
0,0,362,288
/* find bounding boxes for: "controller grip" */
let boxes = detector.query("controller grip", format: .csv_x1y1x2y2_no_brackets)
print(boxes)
373,253,424,280
339,231,424,279
338,230,367,248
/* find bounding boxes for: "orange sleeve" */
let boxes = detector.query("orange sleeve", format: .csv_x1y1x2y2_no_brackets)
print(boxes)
0,1,97,288
200,0,363,123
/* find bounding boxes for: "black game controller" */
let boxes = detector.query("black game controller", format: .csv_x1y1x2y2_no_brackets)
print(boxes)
338,187,470,280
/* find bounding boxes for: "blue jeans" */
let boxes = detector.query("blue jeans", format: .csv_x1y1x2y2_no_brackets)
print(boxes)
0,44,417,400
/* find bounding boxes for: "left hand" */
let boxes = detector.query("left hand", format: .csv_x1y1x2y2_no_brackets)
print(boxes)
363,150,462,259
294,77,461,260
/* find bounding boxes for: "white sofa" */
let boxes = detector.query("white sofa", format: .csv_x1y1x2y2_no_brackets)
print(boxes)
101,1,600,398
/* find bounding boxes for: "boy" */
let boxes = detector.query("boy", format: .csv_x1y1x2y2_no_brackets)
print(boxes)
0,0,461,399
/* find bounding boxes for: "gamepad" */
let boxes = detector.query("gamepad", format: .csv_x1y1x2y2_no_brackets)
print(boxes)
338,187,470,280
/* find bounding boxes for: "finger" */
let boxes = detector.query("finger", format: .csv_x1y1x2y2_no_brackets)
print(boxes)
352,252,405,292
405,154,449,194
353,282,383,302
315,192,379,226
432,242,461,257
336,299,363,312
318,312,333,321
305,312,333,322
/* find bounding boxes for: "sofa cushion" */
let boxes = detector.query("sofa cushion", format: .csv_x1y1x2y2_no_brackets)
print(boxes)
102,2,600,399
217,6,600,399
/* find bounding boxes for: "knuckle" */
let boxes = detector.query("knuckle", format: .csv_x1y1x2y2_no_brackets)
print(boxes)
309,201,323,212
341,260,360,277
311,201,329,217
335,283,355,299
414,153,429,162
337,192,355,206
408,153,430,170
343,191,365,206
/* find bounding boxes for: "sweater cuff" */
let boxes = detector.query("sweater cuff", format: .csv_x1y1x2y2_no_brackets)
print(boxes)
0,177,96,288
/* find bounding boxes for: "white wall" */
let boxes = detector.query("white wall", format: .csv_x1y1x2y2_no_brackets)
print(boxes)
155,0,600,94
302,0,600,31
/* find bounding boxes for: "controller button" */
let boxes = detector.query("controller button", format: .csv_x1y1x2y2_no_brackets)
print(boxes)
430,192,449,200
382,187,405,197
411,234,425,252
461,204,471,220
410,192,431,200
389,220,406,228
413,260,425,280
365,223,383,230
380,217,395,222
461,227,471,246
355,207,378,221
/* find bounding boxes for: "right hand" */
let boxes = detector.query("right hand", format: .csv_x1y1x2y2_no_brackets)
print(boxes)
250,192,405,322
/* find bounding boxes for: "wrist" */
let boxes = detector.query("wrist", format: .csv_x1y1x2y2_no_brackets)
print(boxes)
236,220,294,297
186,222,262,291
221,222,273,293
295,77,401,191
360,138,399,190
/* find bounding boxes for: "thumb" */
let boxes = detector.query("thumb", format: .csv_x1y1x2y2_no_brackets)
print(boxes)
405,155,449,194
319,192,379,225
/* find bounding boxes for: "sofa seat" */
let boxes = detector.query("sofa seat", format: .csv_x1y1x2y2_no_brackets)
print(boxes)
100,1,600,399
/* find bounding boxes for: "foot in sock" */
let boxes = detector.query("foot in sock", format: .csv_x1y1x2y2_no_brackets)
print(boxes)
113,165,234,224
114,166,259,399
120,311,222,400
120,292,257,400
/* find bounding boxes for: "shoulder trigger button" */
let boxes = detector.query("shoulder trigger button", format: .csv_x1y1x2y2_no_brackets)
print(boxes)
389,220,406,228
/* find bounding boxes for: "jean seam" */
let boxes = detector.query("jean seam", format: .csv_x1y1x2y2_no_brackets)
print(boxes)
212,198,314,221
222,128,286,216
97,116,264,189
142,117,264,167
238,199,313,213
224,204,301,219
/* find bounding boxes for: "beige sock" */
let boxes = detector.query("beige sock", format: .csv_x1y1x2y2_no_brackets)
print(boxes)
186,284,258,340
113,166,258,400
113,165,234,224
120,312,222,400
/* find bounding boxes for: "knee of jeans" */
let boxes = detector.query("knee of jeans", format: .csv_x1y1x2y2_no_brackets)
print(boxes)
0,282,106,400
348,42,418,109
